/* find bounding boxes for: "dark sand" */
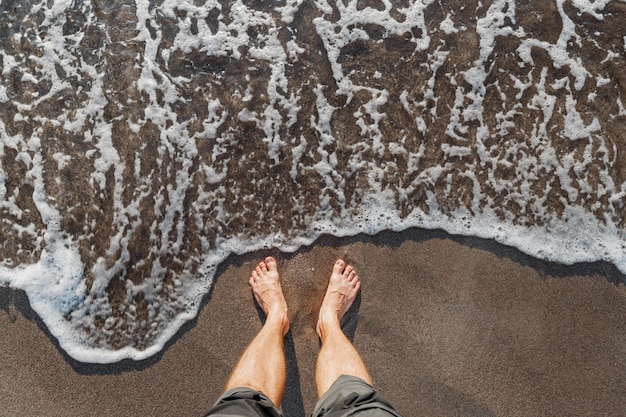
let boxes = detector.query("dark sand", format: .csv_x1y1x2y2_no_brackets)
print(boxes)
2,229,626,417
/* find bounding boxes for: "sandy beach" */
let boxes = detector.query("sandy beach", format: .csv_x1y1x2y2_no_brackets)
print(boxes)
2,2,626,416
2,228,625,417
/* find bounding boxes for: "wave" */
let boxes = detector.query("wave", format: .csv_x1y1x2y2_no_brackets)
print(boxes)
0,0,625,362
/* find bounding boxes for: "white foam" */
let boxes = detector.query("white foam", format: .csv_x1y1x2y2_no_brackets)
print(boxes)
1,0,625,364
440,14,458,35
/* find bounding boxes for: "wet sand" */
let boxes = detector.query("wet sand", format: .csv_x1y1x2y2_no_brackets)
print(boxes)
2,228,626,417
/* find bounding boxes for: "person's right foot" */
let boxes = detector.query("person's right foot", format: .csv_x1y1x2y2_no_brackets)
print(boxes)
316,259,360,338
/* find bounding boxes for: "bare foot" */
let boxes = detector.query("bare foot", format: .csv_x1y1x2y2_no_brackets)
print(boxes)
249,256,289,335
316,259,361,338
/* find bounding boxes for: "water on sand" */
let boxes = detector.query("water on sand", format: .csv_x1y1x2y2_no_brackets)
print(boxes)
0,0,625,362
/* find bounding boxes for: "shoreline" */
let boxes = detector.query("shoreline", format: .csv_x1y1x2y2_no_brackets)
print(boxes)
2,228,625,416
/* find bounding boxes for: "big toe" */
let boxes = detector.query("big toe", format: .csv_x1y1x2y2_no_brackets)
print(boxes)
333,259,346,274
265,256,278,271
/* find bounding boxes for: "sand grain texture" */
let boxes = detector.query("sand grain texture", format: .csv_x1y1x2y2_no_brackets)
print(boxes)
2,230,625,417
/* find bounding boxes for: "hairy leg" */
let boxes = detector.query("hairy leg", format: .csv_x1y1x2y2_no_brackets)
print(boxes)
224,256,289,407
315,259,373,398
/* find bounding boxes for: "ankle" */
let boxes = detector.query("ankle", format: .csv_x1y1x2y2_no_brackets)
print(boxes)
316,312,340,340
266,309,290,335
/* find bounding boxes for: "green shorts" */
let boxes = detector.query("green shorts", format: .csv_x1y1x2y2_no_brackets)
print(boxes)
205,375,403,417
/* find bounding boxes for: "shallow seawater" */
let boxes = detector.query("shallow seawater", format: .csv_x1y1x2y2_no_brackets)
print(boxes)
0,0,625,363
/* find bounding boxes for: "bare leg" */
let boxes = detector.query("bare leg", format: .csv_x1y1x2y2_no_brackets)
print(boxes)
315,259,373,398
224,256,290,407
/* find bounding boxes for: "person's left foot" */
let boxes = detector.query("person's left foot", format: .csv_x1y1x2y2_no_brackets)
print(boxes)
249,256,290,335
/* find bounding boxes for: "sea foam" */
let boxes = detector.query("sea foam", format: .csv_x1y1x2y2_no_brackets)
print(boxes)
0,0,625,362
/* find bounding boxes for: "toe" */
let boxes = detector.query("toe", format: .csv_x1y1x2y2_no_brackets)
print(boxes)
333,259,346,273
265,256,278,271
344,265,353,278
